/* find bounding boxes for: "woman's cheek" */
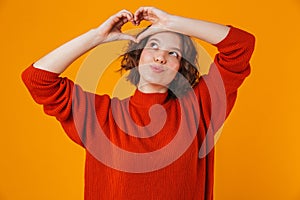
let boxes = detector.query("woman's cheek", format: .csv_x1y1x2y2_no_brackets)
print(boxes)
168,59,180,71
139,49,152,64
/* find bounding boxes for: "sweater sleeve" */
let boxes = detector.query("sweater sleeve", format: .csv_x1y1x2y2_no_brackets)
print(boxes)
194,26,255,134
21,65,111,147
22,65,74,121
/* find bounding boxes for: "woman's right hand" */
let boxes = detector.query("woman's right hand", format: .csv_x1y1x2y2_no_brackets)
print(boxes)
94,9,137,44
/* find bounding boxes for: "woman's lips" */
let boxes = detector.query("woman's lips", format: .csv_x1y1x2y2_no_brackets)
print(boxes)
150,65,164,73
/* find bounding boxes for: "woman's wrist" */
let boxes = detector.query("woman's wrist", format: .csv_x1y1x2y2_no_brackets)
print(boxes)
89,28,106,47
162,14,179,32
163,15,190,35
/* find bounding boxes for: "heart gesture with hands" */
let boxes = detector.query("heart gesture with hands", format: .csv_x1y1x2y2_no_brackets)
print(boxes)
94,9,137,43
95,7,173,44
32,6,230,74
133,7,173,42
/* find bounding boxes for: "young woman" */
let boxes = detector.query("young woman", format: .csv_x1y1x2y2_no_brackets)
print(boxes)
22,7,255,200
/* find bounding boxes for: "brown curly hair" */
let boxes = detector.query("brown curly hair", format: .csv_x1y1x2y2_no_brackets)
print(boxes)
119,27,200,99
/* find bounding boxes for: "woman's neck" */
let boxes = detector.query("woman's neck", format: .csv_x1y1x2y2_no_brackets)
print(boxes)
137,83,168,94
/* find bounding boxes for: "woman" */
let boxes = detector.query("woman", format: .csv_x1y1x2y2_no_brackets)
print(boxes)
22,7,255,200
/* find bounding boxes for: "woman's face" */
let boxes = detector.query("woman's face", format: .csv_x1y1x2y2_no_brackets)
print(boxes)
137,32,182,93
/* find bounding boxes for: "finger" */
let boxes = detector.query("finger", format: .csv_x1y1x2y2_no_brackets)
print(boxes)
118,9,133,18
124,11,134,22
116,13,132,23
134,7,150,24
112,11,135,29
134,6,152,18
126,13,138,26
114,10,134,24
133,7,144,22
135,7,159,25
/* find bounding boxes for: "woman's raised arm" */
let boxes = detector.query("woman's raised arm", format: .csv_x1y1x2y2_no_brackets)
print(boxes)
134,7,230,45
33,9,137,74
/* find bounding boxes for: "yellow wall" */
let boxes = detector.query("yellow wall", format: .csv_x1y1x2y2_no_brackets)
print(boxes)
1,0,299,199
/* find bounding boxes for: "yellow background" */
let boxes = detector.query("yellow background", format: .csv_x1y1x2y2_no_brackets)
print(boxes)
1,0,299,199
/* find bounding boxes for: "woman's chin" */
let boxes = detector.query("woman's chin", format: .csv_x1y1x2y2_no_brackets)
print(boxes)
138,82,169,93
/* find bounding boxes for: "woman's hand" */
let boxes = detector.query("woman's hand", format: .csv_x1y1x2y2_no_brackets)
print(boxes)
134,7,173,42
94,9,137,43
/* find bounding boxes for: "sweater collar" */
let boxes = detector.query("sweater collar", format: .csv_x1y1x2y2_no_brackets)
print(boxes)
130,89,170,107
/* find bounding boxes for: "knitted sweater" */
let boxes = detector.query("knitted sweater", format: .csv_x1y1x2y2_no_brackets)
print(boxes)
22,26,255,200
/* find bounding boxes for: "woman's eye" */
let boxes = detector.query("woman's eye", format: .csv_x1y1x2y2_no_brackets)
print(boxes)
169,51,179,57
149,42,159,49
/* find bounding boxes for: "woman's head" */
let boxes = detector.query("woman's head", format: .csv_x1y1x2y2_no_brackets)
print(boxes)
120,28,200,98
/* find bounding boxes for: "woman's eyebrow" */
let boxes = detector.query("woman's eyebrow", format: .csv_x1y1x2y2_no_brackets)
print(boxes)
171,47,182,53
148,38,160,43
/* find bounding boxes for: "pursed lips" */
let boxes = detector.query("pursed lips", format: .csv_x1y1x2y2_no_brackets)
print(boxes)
150,65,165,73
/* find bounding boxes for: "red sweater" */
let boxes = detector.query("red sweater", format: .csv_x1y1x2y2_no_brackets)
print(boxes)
22,26,255,200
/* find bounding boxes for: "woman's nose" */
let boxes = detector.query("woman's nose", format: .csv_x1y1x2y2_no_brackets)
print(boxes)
154,50,167,64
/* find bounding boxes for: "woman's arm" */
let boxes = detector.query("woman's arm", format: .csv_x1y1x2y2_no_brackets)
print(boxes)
163,15,230,45
134,7,230,45
34,9,137,74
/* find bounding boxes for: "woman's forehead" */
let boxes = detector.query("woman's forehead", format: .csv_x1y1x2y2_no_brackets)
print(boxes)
148,32,182,49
